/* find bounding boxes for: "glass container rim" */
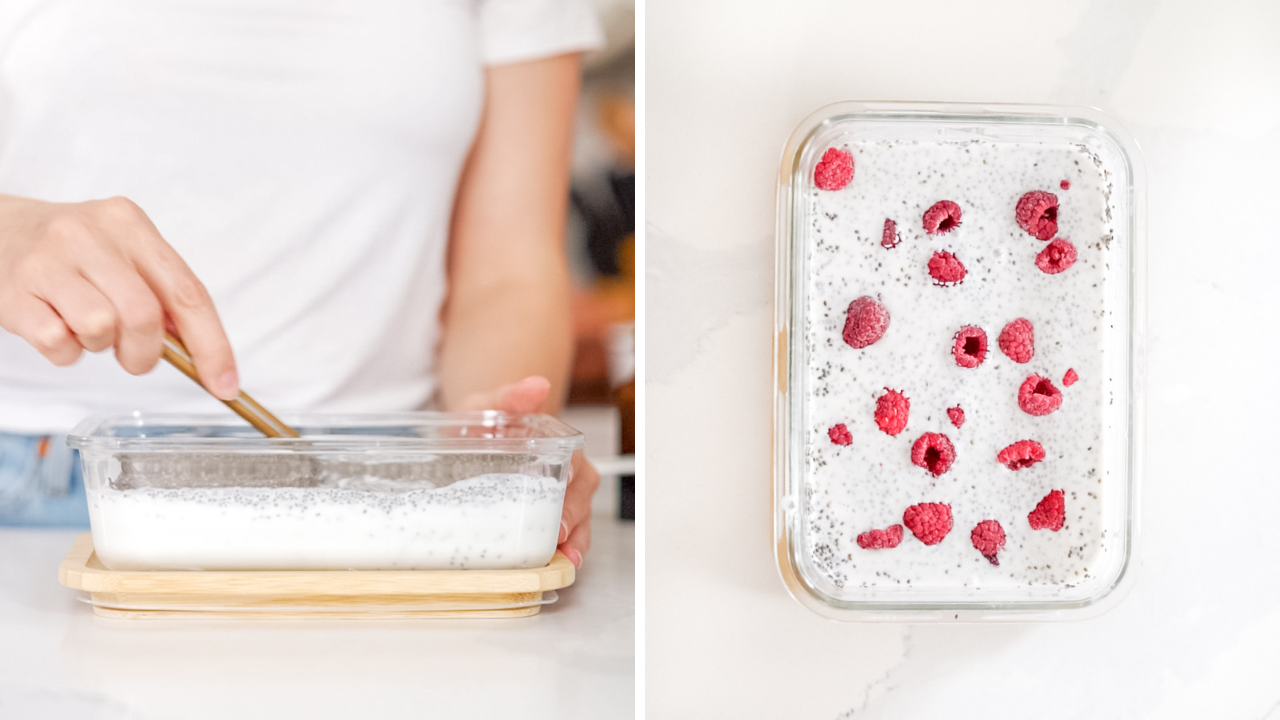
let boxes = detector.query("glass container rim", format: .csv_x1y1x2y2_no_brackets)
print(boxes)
67,411,585,454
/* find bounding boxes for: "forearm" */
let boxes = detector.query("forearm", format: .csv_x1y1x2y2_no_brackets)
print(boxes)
438,256,573,413
436,53,581,413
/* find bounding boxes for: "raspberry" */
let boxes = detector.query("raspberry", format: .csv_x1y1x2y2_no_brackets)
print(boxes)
910,432,955,476
998,318,1034,363
952,325,988,368
903,503,952,545
1015,190,1059,240
947,406,965,428
997,439,1045,470
881,218,901,249
842,296,890,349
856,524,904,550
1035,238,1078,274
922,200,962,235
927,251,966,286
1063,368,1078,387
814,148,854,191
1018,374,1063,416
1028,489,1066,531
828,423,852,446
970,519,1006,565
1060,179,1070,190
874,388,910,436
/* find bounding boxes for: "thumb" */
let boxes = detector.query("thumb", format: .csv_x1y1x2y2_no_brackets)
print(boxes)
459,376,551,414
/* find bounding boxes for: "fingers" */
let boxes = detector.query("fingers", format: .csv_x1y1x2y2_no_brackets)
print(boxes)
76,244,164,374
558,451,600,569
34,271,117,352
559,521,591,570
0,292,81,366
460,376,552,413
492,376,550,413
1,197,232,383
125,220,238,400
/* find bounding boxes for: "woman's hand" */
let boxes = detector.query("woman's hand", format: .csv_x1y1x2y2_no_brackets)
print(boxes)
0,195,238,399
461,376,600,569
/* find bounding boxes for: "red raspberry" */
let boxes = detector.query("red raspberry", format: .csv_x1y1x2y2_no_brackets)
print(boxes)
998,318,1034,363
970,519,1006,565
1018,374,1063,416
922,200,962,235
1063,368,1078,387
947,406,965,428
1035,238,1078,274
903,503,953,545
813,148,854,191
927,251,966,286
881,218,901,249
996,439,1045,470
874,388,910,436
1060,179,1070,190
856,524,904,550
842,296,890,349
1015,190,1059,240
828,423,852,446
952,325,988,368
910,432,955,476
1028,489,1066,531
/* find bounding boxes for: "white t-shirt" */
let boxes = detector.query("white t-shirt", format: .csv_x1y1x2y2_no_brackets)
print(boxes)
0,0,602,433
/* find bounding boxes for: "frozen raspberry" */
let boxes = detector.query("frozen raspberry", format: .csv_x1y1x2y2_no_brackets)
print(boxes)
927,251,966,286
903,503,953,545
842,296,890,349
1028,489,1066,531
947,406,965,428
1063,368,1078,387
813,148,854,191
998,318,1034,363
952,325,988,368
910,432,955,476
1018,374,1063,416
970,519,1006,565
881,218,901,249
1035,238,1078,274
856,524,904,550
828,423,852,446
922,200,962,235
997,439,1045,470
1060,179,1070,190
874,388,910,436
1015,190,1059,240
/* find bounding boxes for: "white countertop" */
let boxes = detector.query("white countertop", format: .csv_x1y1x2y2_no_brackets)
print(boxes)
0,511,634,719
647,0,1280,717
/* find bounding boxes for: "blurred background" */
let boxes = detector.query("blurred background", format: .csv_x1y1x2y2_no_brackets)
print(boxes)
564,0,635,522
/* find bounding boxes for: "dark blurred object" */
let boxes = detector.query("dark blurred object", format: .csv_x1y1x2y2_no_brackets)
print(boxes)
617,378,634,520
619,474,635,521
572,169,634,277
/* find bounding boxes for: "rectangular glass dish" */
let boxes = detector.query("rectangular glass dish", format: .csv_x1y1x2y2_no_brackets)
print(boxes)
68,412,583,572
772,102,1145,621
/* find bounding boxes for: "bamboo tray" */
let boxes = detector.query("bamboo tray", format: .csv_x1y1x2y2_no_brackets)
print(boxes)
58,534,574,619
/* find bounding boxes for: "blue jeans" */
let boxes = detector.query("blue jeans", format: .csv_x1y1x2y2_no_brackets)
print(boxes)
0,432,90,527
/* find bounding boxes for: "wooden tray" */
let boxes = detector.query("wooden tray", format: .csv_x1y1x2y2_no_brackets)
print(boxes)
58,534,574,619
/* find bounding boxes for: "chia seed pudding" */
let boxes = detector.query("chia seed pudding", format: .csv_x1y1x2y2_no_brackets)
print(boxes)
88,472,566,571
796,124,1132,605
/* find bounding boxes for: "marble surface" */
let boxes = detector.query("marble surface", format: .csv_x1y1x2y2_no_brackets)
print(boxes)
646,0,1280,717
0,514,634,719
